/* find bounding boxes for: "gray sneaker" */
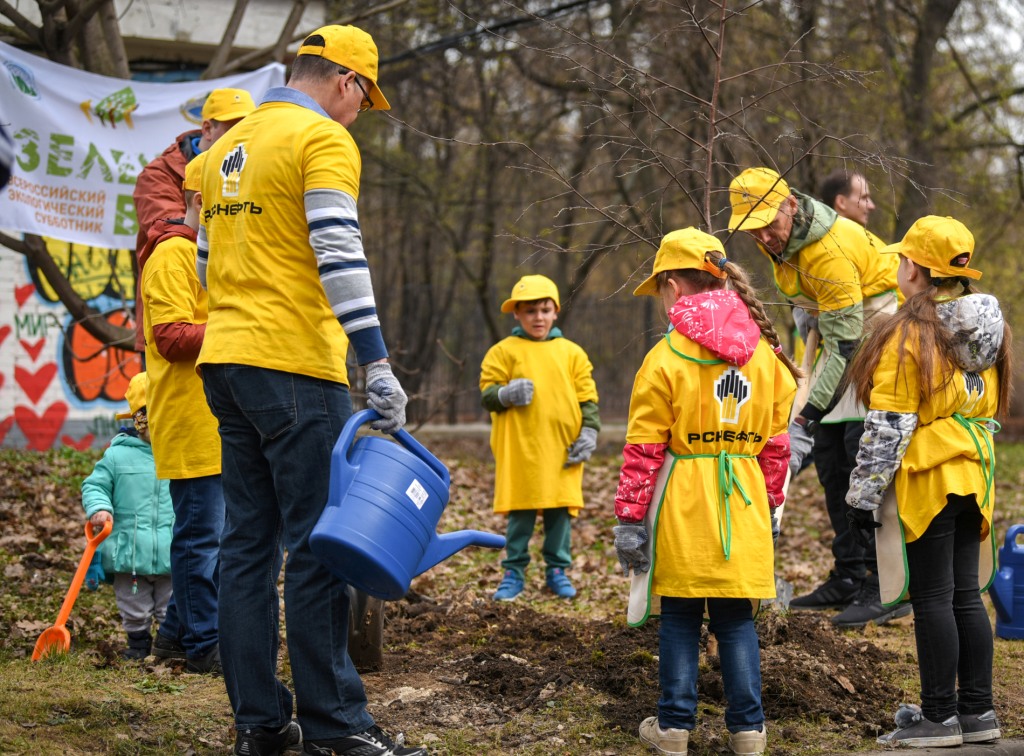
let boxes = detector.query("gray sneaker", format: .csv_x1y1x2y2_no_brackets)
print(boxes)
876,704,962,748
960,710,1000,744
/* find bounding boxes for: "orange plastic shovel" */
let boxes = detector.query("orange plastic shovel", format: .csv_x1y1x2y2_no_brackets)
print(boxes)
32,519,112,661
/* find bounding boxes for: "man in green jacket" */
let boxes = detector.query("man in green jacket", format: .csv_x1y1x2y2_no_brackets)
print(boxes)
728,166,908,628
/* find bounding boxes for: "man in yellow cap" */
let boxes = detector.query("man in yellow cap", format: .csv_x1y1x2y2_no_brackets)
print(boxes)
132,87,256,354
727,166,905,630
196,25,418,756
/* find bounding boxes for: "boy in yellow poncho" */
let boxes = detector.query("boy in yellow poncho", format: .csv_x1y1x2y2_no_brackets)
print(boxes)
480,275,600,601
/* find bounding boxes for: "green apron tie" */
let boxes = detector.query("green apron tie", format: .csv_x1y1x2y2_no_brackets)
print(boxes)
674,450,755,560
952,414,1000,510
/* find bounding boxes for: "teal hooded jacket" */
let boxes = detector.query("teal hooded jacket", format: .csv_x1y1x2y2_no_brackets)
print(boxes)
81,433,173,577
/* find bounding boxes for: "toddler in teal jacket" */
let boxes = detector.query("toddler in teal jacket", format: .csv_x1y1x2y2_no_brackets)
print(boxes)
81,372,174,659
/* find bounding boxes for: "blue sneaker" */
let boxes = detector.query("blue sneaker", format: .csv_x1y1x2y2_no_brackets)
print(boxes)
545,567,576,599
493,570,524,601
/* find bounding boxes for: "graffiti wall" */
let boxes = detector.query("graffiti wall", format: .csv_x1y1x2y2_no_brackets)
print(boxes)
0,240,140,449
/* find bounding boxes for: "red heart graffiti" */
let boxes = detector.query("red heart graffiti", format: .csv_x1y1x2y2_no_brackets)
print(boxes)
14,403,68,451
0,325,10,349
15,283,36,308
15,363,57,405
62,434,95,451
0,417,13,445
19,339,46,362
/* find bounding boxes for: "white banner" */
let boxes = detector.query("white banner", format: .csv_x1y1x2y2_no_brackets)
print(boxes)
0,41,285,249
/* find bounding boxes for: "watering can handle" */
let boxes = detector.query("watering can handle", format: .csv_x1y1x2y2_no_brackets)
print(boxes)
343,409,450,488
1007,524,1024,550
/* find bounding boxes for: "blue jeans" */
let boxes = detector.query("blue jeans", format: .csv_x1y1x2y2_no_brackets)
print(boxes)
658,597,763,733
905,494,993,722
157,475,224,659
201,364,373,739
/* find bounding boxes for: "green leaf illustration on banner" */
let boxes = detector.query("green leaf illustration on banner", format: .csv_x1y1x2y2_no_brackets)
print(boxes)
80,87,138,129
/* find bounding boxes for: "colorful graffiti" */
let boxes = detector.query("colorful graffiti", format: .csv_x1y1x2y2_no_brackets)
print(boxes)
0,238,141,450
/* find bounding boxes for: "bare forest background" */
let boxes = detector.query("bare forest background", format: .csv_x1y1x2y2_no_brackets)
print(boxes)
2,0,1024,424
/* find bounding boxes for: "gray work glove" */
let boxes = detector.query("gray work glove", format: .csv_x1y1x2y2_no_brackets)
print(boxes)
364,361,408,434
788,418,815,477
497,378,534,407
771,511,780,549
613,523,650,576
565,426,598,466
793,307,819,344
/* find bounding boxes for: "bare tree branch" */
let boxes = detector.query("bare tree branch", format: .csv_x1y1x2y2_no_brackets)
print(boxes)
202,0,251,80
215,0,412,75
0,0,42,43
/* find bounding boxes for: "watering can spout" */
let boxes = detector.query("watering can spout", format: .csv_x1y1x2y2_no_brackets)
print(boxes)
416,530,507,576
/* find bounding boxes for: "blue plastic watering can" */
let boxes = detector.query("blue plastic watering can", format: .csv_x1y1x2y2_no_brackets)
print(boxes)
310,410,505,600
990,524,1024,640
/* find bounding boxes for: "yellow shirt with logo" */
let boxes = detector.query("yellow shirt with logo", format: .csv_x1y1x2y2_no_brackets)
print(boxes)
772,217,899,312
626,332,795,599
868,327,998,542
143,236,221,479
197,101,359,383
480,336,598,514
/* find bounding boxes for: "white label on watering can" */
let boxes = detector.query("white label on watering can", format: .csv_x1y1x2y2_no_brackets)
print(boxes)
406,479,429,510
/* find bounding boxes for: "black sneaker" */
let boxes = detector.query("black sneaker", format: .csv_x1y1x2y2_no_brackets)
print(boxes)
789,572,861,610
960,710,1001,743
877,707,962,748
152,632,187,660
235,721,302,756
831,583,913,629
122,630,152,660
186,644,222,676
303,725,427,755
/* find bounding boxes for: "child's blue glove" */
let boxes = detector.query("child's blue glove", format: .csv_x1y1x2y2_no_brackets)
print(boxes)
613,523,649,576
85,547,105,591
565,427,598,466
498,378,533,407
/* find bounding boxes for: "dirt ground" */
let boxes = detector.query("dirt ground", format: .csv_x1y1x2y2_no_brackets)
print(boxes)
3,441,1024,755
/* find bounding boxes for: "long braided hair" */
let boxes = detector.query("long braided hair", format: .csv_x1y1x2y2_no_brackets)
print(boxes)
846,267,1013,415
655,251,803,381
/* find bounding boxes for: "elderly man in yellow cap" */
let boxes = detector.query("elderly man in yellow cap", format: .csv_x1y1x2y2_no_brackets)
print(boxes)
727,166,905,630
196,25,418,756
132,87,256,354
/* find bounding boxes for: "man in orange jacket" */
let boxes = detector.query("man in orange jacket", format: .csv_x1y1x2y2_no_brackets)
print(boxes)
131,88,255,354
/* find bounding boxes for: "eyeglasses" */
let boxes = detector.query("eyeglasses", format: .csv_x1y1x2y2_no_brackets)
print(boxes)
352,76,373,112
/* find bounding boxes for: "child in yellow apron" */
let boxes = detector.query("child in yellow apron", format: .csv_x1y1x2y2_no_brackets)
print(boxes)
613,228,799,756
844,216,1010,749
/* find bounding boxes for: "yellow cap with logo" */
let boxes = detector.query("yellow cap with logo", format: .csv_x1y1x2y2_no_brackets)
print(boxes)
297,25,390,111
183,151,208,192
116,372,148,419
633,228,728,297
501,275,561,313
883,216,981,280
201,88,256,122
727,167,792,232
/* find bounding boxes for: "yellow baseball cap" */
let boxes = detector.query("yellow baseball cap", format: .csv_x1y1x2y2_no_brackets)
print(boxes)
883,215,981,280
183,151,208,192
501,275,561,313
297,25,391,111
201,88,256,122
633,228,728,297
116,372,148,419
727,167,792,231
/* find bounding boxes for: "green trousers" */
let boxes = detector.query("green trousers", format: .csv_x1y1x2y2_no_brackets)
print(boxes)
501,507,572,577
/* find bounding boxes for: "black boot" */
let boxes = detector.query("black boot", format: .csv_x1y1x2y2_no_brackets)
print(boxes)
123,630,152,660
